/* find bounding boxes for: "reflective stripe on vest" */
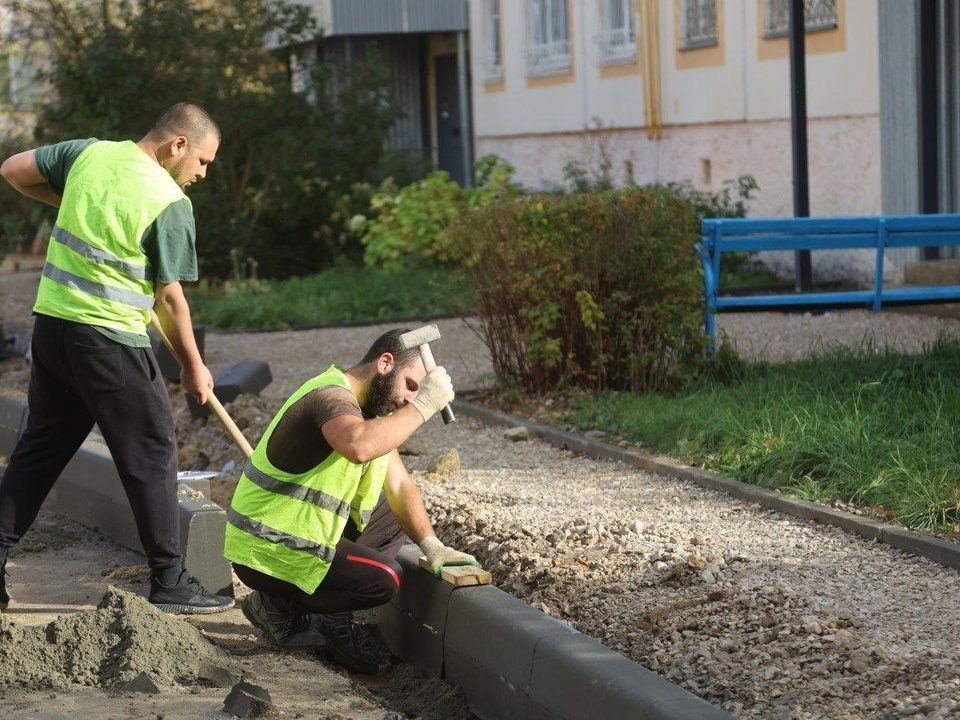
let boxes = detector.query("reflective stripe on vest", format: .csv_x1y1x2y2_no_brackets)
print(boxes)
241,460,351,520
51,226,155,281
223,366,391,594
42,262,155,311
33,140,188,336
227,508,336,563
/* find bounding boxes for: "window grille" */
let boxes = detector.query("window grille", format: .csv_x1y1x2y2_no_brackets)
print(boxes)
596,0,638,65
485,0,503,82
764,0,837,38
526,0,571,77
680,0,718,50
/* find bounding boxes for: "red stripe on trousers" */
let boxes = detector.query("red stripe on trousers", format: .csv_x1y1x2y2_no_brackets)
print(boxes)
346,554,401,588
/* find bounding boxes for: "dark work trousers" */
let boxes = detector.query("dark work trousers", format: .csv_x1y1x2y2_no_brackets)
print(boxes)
0,314,181,582
234,492,408,615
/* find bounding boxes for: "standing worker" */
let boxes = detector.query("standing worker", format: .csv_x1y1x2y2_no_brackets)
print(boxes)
0,102,234,614
226,328,480,673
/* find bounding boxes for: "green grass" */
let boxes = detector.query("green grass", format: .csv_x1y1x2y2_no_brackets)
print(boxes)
186,265,472,331
568,335,960,535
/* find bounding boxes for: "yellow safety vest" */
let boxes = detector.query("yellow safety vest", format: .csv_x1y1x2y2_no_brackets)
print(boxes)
34,140,188,338
224,366,390,594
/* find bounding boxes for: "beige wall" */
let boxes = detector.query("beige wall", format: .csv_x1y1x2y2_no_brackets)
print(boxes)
469,0,881,217
476,114,881,216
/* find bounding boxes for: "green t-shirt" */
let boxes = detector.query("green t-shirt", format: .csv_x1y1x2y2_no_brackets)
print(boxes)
35,138,199,346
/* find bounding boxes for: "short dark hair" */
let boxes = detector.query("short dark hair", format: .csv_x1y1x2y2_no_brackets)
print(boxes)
359,328,421,368
152,102,221,144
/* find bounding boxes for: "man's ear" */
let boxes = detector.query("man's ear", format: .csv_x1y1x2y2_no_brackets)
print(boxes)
169,135,189,157
378,352,395,375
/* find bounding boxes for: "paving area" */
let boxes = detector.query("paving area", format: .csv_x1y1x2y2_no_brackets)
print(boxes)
3,269,960,718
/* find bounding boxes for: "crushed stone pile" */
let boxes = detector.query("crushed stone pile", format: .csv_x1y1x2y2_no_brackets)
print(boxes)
0,586,236,692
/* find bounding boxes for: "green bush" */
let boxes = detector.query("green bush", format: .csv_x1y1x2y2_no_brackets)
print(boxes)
451,187,706,394
358,154,522,270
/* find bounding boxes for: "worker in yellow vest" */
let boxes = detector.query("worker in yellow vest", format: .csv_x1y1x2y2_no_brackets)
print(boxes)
0,103,233,614
225,328,479,674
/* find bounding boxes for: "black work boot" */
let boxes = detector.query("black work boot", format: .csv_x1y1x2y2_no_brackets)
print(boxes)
0,550,9,613
149,569,235,614
312,611,379,674
241,590,326,650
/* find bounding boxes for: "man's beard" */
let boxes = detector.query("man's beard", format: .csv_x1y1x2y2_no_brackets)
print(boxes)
363,367,398,417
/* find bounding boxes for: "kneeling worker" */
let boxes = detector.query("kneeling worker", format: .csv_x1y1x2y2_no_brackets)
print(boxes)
224,328,479,673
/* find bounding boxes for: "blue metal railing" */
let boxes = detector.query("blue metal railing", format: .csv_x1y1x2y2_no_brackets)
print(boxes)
699,214,960,350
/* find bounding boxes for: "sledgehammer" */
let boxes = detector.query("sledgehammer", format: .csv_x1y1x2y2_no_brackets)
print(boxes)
399,324,456,424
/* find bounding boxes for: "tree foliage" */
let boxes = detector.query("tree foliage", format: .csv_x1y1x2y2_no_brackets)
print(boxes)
4,0,402,279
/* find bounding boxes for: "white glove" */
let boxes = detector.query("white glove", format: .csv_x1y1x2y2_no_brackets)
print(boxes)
409,366,454,423
419,536,480,575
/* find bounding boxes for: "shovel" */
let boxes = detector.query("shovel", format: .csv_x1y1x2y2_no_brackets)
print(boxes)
149,310,254,458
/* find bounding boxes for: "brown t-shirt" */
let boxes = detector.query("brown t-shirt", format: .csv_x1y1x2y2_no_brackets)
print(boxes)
265,385,362,474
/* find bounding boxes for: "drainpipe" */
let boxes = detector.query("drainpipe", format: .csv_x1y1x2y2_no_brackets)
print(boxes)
457,30,473,188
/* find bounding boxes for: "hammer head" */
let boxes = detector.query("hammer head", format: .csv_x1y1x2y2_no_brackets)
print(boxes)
399,324,442,350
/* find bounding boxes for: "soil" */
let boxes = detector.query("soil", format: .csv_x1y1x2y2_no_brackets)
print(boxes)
0,268,477,720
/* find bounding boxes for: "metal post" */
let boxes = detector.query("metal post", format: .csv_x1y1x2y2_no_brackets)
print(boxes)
918,0,939,260
456,31,473,188
789,0,812,291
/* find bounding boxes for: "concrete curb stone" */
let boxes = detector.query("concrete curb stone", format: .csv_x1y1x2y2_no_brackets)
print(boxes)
379,545,735,720
451,400,960,572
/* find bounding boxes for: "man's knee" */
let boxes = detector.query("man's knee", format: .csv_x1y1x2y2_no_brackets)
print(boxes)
357,557,403,606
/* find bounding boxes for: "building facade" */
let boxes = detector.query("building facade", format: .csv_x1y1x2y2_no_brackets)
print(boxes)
468,0,880,223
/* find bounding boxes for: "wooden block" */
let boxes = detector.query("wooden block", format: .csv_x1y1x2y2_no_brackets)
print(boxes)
419,556,492,586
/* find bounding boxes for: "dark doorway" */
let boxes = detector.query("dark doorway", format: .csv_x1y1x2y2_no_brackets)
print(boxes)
435,53,466,186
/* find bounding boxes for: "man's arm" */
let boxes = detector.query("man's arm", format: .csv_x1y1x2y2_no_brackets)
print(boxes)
383,450,479,572
322,404,426,464
0,150,62,207
153,281,213,403
321,366,453,464
382,450,434,544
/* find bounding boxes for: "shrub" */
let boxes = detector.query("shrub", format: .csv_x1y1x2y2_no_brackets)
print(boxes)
359,154,523,270
451,187,706,394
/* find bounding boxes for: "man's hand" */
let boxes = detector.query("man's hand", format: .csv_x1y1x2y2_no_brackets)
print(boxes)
181,363,214,405
419,536,480,575
409,366,454,423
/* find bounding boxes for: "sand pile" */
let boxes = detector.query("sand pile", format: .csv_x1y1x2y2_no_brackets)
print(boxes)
0,586,236,691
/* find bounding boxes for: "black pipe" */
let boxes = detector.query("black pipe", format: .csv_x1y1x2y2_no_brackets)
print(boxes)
789,0,812,291
918,0,940,260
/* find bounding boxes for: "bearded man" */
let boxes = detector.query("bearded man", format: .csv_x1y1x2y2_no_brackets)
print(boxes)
225,328,479,674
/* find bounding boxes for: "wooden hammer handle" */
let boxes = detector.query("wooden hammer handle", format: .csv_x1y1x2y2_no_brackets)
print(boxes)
150,311,255,458
418,343,456,424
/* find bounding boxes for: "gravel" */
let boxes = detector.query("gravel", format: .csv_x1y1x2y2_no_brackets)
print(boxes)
2,270,960,719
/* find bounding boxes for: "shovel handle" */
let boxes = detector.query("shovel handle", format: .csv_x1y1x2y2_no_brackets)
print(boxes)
150,311,255,458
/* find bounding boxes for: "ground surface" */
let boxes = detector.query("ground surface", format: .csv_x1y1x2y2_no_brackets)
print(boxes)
2,268,960,719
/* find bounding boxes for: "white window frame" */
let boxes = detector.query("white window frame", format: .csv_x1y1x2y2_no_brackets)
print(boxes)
595,0,637,66
764,0,837,39
525,0,572,77
484,0,504,83
680,0,718,50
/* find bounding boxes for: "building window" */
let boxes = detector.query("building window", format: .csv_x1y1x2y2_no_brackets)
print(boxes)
526,0,571,77
485,0,503,82
2,53,40,109
596,0,637,66
764,0,837,38
680,0,718,50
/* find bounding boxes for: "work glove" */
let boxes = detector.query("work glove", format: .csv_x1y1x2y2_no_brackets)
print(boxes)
419,536,481,575
409,366,454,423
